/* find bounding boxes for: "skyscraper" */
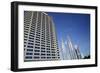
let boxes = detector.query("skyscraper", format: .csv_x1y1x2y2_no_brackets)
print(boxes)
67,36,82,60
74,45,82,59
24,11,60,61
67,36,77,59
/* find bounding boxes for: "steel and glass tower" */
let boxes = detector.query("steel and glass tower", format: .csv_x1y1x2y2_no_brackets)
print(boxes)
67,36,82,60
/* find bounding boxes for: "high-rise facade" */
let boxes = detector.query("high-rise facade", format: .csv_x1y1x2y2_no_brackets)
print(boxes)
24,11,60,61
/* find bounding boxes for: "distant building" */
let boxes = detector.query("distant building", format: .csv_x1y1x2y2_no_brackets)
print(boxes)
74,45,82,59
62,36,82,60
24,11,60,61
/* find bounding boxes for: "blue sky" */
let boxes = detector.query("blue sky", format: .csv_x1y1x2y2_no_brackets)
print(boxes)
47,12,90,58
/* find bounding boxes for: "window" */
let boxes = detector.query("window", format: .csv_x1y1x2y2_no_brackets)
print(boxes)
24,36,28,38
25,24,29,27
35,47,40,49
24,28,29,31
30,28,35,31
34,56,39,59
25,56,32,59
31,25,35,28
34,53,39,55
28,40,34,42
47,57,51,59
36,36,40,39
34,50,40,52
41,57,46,59
24,31,28,34
29,34,34,37
24,45,26,47
24,39,27,41
24,26,29,29
30,32,35,35
27,49,33,51
41,45,45,47
51,49,55,50
41,48,45,50
51,51,55,53
26,53,33,55
46,44,50,46
41,53,45,55
35,38,40,41
52,57,56,58
30,30,35,33
29,37,34,40
41,50,45,52
52,54,55,56
24,33,28,36
46,46,50,47
35,44,40,46
47,48,50,50
27,46,33,48
58,57,60,58
47,54,50,56
35,41,40,43
28,43,34,45
47,51,50,53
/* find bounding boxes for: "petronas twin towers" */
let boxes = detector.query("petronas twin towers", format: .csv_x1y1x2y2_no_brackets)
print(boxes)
24,11,82,61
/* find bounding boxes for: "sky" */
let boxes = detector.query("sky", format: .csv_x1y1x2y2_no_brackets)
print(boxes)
47,12,90,59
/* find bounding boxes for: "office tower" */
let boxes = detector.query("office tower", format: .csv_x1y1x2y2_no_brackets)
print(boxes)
67,36,79,60
74,45,82,59
61,39,70,60
24,11,60,61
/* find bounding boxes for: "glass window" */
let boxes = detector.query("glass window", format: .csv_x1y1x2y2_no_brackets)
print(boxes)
47,57,51,59
47,54,50,56
35,47,40,49
41,48,45,50
34,53,39,55
29,37,34,39
28,40,34,42
25,56,32,59
34,56,39,58
24,45,26,47
26,53,33,55
41,53,45,55
28,43,34,45
35,44,40,46
52,54,55,56
34,50,40,52
27,49,33,51
52,57,56,58
47,51,50,53
41,57,46,58
27,46,33,48
41,50,45,52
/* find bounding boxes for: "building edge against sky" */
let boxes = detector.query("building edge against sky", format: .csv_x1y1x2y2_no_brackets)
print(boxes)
24,11,60,61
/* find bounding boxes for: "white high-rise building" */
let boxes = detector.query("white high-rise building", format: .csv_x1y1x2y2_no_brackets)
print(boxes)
24,11,60,61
